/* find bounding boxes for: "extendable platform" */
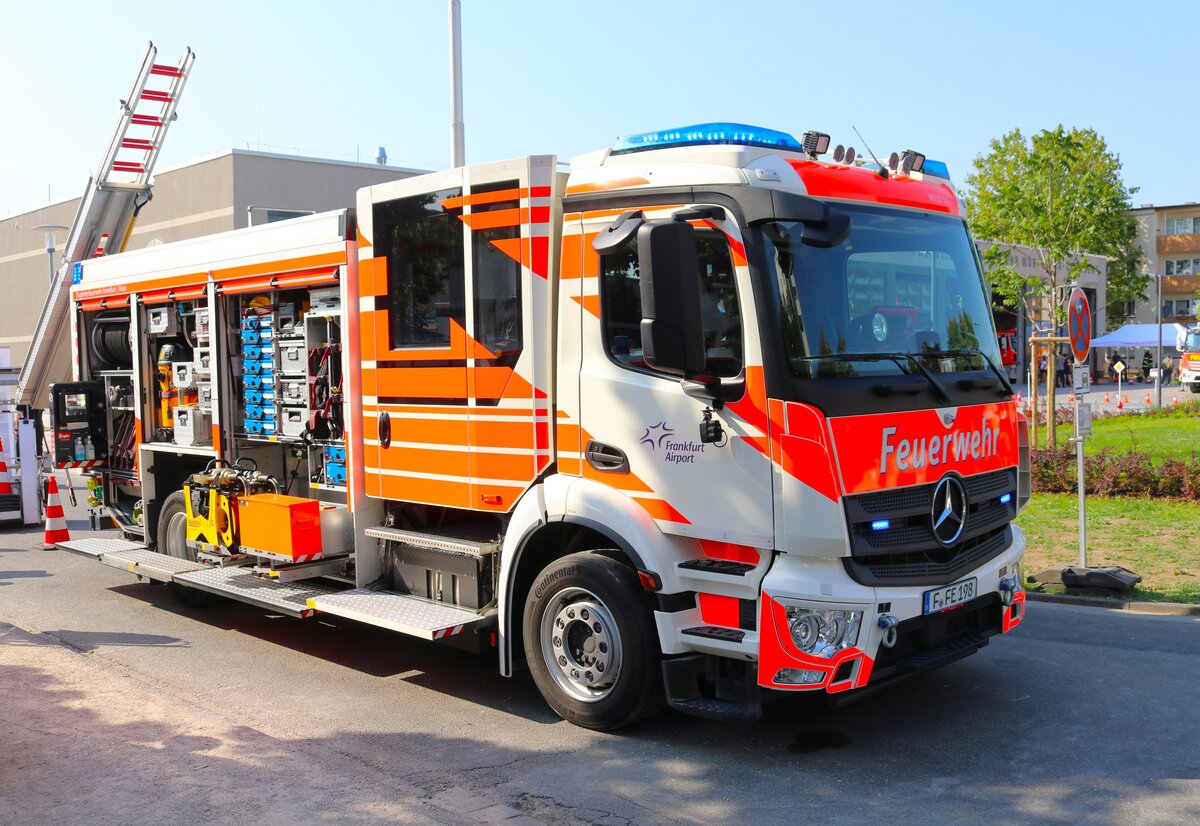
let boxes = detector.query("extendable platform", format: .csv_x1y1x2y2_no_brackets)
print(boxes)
172,566,343,618
57,537,146,560
309,588,494,639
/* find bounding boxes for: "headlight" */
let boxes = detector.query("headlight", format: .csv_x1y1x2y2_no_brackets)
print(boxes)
785,607,862,656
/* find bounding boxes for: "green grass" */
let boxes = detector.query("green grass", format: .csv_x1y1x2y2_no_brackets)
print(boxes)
1035,414,1200,463
1015,493,1200,603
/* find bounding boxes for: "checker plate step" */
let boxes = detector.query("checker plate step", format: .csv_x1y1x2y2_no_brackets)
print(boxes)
677,559,755,576
309,588,494,639
100,548,204,582
57,537,146,560
172,566,343,618
681,625,746,643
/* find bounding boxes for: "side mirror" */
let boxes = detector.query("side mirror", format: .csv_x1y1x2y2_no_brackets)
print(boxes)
637,220,705,376
800,209,850,248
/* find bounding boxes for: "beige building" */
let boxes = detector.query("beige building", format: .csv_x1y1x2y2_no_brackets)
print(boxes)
0,149,424,367
1129,202,1200,327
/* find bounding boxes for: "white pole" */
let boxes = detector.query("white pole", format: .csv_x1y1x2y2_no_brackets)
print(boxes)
449,0,465,168
1075,382,1087,567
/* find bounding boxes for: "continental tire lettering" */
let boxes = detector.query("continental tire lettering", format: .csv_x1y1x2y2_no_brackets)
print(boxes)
533,565,577,599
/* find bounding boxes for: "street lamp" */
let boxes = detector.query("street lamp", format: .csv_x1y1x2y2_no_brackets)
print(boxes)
1156,272,1164,408
32,224,68,285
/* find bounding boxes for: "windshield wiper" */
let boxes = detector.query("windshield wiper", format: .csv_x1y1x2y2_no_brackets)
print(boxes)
924,348,1014,396
814,351,953,403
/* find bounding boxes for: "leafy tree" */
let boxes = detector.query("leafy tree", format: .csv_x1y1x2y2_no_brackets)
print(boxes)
965,126,1145,447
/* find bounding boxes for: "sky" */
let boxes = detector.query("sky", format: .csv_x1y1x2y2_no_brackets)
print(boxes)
1,0,1196,218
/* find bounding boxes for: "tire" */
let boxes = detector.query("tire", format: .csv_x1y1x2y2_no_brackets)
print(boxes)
157,490,217,607
1190,384,1199,394
522,551,663,730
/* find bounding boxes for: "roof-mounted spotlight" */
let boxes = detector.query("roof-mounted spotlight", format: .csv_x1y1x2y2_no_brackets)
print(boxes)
888,152,900,173
901,149,926,174
832,144,845,163
802,130,831,160
844,146,856,165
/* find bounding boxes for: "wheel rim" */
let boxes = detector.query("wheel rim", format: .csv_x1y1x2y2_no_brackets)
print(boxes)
163,511,193,560
539,586,622,703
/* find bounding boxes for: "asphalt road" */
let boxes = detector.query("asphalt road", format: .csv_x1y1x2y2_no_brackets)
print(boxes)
1,497,1197,825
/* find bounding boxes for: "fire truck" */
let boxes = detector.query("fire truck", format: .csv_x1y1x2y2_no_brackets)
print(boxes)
997,328,1019,382
54,123,1030,729
1179,323,1200,393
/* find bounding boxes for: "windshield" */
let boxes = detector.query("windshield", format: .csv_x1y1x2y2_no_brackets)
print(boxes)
763,204,1001,378
1184,331,1200,352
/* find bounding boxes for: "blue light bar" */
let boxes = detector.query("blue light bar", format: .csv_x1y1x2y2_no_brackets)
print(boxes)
72,262,83,285
922,159,950,178
1000,493,1012,504
612,122,802,155
871,519,891,531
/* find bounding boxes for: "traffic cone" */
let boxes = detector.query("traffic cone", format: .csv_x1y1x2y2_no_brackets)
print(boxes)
1145,391,1152,404
42,475,70,548
1068,391,1076,404
1117,395,1125,410
1173,396,1180,406
0,436,11,495
1104,391,1110,404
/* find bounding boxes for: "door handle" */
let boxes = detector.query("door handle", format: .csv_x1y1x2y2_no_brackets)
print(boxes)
378,411,391,449
585,440,629,473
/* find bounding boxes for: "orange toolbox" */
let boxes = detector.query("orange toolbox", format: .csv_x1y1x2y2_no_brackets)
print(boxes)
236,493,323,560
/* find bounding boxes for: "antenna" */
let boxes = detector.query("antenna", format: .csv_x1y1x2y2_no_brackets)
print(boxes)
852,125,888,179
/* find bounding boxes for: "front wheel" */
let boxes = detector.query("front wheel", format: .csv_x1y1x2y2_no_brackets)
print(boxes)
522,551,663,730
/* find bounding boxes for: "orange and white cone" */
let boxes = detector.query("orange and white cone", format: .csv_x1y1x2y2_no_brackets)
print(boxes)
1173,396,1180,406
42,475,70,548
1068,391,1076,404
1104,391,1110,404
0,436,11,495
1145,391,1152,404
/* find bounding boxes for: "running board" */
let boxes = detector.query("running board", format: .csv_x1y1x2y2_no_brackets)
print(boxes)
173,566,344,618
308,588,494,639
364,526,499,558
100,548,204,582
57,537,146,560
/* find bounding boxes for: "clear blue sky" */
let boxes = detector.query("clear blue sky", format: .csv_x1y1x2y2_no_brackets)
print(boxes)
2,0,1194,217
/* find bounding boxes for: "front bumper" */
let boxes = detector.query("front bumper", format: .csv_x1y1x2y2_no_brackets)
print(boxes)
756,526,1026,693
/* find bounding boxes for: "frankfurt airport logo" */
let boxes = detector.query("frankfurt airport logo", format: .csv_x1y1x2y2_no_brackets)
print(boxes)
640,422,674,451
641,421,706,465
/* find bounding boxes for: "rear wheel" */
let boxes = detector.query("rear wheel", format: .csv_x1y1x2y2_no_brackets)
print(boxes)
523,551,663,730
157,490,216,607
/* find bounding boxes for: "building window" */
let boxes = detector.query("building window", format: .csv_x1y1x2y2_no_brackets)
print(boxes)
373,187,466,349
1164,257,1200,276
600,229,743,378
1162,299,1195,318
1165,217,1199,235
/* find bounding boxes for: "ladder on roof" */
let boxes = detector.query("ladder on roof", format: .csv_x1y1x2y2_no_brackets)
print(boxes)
18,41,195,407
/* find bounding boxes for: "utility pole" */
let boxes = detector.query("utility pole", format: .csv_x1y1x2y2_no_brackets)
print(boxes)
449,0,464,169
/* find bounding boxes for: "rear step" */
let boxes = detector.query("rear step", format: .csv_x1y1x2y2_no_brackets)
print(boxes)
365,526,498,557
677,559,755,576
172,566,343,618
682,625,746,643
100,548,204,582
57,537,146,560
309,588,494,639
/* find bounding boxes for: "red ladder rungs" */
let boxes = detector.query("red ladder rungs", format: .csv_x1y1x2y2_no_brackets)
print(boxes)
130,114,164,127
121,138,155,151
150,64,183,77
112,161,146,174
139,89,173,103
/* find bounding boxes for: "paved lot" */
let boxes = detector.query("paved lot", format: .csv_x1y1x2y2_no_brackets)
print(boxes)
1,487,1198,825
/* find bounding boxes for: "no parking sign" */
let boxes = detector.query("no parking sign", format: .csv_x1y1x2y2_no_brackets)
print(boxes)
1068,287,1091,364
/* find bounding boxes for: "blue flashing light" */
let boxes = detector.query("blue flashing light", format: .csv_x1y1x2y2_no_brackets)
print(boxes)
922,159,950,178
612,122,802,155
1000,493,1012,505
871,519,891,531
71,262,83,285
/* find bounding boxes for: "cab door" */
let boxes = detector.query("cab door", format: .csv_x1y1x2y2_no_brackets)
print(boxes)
575,204,774,549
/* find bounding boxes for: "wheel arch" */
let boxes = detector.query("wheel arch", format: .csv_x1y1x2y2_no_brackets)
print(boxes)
499,476,674,676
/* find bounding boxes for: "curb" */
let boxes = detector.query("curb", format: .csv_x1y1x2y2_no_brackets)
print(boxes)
1026,590,1200,616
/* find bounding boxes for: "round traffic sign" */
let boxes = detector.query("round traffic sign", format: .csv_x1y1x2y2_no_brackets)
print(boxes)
1068,287,1091,363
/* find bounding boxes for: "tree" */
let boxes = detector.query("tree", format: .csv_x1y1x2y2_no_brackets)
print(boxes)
965,126,1145,447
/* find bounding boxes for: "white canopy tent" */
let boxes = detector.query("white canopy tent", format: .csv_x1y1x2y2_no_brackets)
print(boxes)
1090,323,1188,350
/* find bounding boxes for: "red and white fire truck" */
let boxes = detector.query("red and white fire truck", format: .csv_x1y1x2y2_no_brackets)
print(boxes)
54,123,1030,729
1179,323,1200,393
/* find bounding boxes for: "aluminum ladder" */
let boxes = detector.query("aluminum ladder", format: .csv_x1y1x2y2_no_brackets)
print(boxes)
18,41,196,407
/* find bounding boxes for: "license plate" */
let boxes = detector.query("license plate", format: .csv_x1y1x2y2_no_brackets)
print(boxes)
923,577,977,614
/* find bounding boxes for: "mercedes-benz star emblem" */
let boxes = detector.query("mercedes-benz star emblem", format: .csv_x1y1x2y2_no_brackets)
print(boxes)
931,475,967,546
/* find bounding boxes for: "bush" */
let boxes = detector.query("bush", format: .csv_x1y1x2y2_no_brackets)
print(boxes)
1031,446,1200,499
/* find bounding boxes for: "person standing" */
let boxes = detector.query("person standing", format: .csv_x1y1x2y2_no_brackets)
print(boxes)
1142,349,1153,383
